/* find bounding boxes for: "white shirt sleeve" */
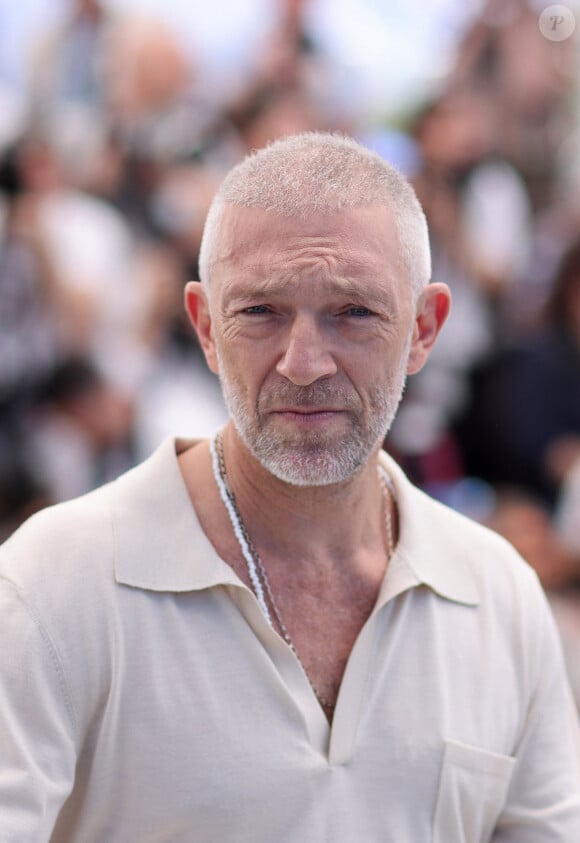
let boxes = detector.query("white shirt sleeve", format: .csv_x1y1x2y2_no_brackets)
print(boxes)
0,576,77,842
492,582,580,841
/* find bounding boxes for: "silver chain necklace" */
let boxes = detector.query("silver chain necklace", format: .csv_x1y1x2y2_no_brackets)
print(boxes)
210,429,395,715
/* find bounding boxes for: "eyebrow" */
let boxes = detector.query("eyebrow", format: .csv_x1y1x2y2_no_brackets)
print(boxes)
227,277,388,303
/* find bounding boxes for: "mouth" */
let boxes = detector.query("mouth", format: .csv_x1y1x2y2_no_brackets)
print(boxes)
270,408,345,425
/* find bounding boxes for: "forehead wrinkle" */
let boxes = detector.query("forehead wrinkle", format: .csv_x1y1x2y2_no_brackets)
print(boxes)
273,250,338,283
276,235,395,282
214,205,404,304
243,238,385,282
226,243,395,302
226,273,392,308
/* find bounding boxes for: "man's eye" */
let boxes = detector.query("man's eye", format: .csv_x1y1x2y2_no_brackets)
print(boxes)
243,305,270,314
345,306,372,318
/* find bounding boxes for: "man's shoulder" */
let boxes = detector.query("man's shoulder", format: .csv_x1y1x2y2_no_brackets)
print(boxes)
0,481,116,595
0,445,157,590
391,461,543,606
0,437,199,601
421,480,535,564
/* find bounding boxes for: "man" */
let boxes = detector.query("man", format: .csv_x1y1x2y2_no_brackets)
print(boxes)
1,133,579,841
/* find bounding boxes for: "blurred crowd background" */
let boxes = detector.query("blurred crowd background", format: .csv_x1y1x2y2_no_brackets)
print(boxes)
1,0,580,701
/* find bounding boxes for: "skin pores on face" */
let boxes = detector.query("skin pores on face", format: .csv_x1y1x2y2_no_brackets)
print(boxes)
209,204,417,487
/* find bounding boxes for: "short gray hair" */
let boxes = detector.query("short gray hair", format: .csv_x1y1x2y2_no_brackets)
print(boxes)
198,132,431,296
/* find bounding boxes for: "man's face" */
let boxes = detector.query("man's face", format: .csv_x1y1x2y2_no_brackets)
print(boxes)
200,204,421,486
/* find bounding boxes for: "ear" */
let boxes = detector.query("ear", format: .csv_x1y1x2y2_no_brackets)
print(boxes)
184,281,219,374
406,283,451,375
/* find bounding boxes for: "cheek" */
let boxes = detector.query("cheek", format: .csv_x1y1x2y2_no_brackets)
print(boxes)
217,343,270,400
353,330,411,378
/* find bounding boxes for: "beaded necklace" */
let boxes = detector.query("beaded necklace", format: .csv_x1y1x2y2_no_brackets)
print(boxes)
210,429,395,716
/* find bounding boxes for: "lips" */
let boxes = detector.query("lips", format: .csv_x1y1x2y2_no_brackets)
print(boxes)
273,407,342,414
269,408,347,427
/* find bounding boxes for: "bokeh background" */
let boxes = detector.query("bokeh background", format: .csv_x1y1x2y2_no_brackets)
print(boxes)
1,0,580,702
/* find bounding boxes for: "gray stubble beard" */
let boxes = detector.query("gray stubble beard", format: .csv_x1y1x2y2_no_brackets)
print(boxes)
215,341,410,487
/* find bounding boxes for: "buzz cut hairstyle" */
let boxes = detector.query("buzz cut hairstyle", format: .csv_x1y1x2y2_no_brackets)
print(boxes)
198,132,431,298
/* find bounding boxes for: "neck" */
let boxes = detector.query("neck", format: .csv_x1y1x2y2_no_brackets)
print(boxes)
218,423,390,573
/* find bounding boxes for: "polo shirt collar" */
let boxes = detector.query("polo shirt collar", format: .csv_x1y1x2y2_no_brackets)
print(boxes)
112,437,241,592
379,451,480,607
111,437,479,607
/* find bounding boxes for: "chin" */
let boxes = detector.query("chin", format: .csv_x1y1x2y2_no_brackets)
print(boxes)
254,442,369,487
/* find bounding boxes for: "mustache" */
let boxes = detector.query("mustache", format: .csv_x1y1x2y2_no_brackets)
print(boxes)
260,381,360,410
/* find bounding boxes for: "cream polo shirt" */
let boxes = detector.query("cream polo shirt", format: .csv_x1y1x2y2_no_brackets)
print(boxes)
1,437,579,842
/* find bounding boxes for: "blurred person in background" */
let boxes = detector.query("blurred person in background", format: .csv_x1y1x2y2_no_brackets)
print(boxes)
96,12,244,240
517,135,580,331
102,13,192,132
125,238,228,457
0,142,62,405
458,238,580,510
0,127,137,373
30,0,111,116
449,0,576,211
386,85,532,491
0,435,49,544
26,356,135,503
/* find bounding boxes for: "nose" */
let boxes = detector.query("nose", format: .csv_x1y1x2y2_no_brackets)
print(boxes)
276,315,338,386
